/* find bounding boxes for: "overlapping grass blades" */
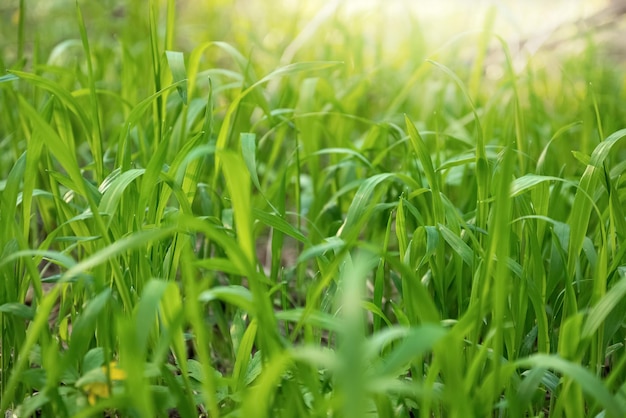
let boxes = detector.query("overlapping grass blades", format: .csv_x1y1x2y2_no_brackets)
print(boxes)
1,1,626,417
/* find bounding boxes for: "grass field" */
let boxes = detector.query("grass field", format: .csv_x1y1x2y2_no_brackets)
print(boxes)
2,1,626,417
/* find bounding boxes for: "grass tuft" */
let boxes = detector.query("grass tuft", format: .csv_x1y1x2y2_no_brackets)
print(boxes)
2,1,626,417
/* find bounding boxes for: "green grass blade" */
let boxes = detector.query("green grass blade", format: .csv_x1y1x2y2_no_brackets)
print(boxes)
517,354,624,418
166,50,188,105
582,267,626,339
76,1,104,182
405,115,444,224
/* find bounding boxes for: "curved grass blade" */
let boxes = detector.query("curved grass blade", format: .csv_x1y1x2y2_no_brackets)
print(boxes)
198,285,255,314
339,173,395,239
405,115,444,224
516,354,624,418
582,267,626,339
568,129,626,277
98,169,145,221
166,50,188,104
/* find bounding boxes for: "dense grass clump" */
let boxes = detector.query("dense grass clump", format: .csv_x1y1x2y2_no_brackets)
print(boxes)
2,1,626,417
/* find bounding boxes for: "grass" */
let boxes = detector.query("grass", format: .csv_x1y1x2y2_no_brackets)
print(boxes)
1,0,626,416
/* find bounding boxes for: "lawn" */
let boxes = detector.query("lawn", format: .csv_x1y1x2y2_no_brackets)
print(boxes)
1,1,626,417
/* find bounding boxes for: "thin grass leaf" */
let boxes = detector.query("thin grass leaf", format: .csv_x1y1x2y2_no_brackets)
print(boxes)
253,208,308,244
582,267,626,339
297,237,344,264
0,284,63,412
220,150,255,265
537,121,583,173
157,282,187,371
568,129,626,276
21,99,48,239
241,133,262,192
67,288,112,361
76,1,104,182
405,116,444,224
16,97,92,204
0,73,19,83
98,169,145,220
240,352,293,418
0,303,34,319
62,226,178,282
275,308,341,332
166,50,188,104
194,257,247,276
232,319,258,391
9,70,91,133
396,197,408,259
198,286,256,314
0,153,26,244
516,354,624,418
425,60,484,157
510,174,575,197
339,173,394,238
312,148,374,169
439,224,473,266
254,61,342,87
373,325,447,377
213,61,341,181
